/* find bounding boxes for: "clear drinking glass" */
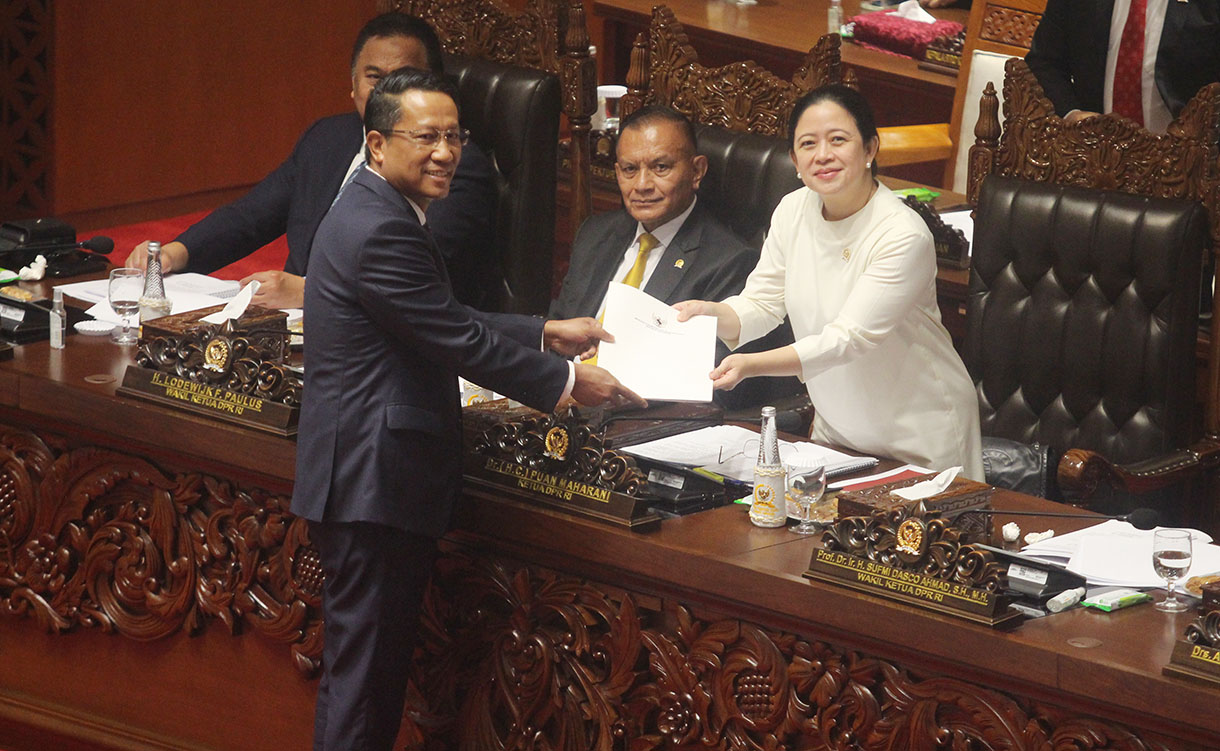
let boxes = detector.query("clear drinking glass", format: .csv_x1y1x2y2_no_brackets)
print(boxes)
1152,528,1193,613
108,267,144,344
787,464,828,535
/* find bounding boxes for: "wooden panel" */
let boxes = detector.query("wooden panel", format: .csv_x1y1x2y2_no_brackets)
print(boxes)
1,0,53,219
49,0,379,219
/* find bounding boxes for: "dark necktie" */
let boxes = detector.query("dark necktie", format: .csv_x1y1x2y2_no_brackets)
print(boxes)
1112,0,1147,126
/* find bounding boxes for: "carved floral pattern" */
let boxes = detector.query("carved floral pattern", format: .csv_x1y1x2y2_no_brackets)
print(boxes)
970,59,1220,244
405,552,1179,750
642,6,848,137
0,423,322,675
979,6,1041,49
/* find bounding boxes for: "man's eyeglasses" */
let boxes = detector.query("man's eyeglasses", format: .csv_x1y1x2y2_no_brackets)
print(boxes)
385,128,470,149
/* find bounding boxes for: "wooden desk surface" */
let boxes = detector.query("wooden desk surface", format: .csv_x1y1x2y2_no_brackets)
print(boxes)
1,329,1219,749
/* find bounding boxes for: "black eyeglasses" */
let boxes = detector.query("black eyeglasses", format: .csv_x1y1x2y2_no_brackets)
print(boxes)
385,128,470,149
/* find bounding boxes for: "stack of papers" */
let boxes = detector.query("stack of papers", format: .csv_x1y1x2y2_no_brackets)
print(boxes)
56,273,244,324
1022,519,1220,588
620,424,877,483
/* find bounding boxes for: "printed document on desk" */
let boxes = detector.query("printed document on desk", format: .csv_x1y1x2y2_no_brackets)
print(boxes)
597,282,716,402
620,424,877,482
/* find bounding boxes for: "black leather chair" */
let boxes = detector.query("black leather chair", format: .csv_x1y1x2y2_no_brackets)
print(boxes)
446,55,560,315
688,124,807,418
966,174,1210,516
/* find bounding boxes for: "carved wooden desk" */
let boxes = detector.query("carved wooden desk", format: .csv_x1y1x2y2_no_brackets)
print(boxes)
2,335,1219,750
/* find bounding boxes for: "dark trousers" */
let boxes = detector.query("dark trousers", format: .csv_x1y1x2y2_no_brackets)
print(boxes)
308,520,436,751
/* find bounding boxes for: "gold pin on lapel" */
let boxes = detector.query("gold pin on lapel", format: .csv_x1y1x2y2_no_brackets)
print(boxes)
674,258,685,269
842,247,852,261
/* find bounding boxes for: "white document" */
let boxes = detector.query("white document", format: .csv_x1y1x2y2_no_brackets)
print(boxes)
56,272,241,306
597,282,716,402
1021,519,1217,586
85,290,232,325
939,210,974,257
620,424,866,482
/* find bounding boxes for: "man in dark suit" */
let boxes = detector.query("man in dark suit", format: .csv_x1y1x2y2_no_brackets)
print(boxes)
550,105,756,321
1026,0,1220,131
293,68,642,751
122,13,495,309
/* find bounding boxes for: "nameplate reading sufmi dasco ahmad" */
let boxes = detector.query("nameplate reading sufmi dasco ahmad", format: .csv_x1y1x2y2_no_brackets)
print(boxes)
596,283,716,402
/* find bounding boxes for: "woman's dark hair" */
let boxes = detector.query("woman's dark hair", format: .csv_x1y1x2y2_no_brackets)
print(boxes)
787,84,880,176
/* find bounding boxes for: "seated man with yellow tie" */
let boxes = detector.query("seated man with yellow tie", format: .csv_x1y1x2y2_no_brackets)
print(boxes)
549,105,756,323
551,105,802,408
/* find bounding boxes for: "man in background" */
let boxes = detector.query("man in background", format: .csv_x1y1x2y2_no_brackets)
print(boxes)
1026,0,1220,131
123,12,495,308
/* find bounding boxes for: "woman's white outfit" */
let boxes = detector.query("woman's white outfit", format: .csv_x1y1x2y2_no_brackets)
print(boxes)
722,184,984,480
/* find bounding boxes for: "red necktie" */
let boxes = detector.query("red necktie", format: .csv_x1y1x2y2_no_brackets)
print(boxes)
1112,0,1146,125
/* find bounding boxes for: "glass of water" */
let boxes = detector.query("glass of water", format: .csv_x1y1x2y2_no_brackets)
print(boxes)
108,267,144,344
1152,528,1193,613
787,464,828,535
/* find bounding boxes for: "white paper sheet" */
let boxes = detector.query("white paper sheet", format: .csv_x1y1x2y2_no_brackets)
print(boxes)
620,424,868,482
596,283,716,402
85,290,238,324
57,272,241,306
939,210,974,256
1021,519,1217,586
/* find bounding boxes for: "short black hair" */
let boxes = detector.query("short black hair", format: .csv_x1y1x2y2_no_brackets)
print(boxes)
364,67,460,153
787,84,880,176
618,105,699,156
351,12,445,76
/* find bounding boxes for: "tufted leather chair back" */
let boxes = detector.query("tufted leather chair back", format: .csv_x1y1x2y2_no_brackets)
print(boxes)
694,125,801,247
965,175,1209,464
446,55,560,315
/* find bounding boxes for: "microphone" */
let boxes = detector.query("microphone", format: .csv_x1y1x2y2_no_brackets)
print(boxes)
967,506,1160,531
79,235,114,254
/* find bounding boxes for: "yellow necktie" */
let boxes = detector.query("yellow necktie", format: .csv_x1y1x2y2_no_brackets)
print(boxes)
620,232,659,289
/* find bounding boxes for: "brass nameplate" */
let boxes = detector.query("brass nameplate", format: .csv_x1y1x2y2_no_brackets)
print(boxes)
805,548,1020,626
1164,641,1220,686
466,455,660,532
117,365,298,436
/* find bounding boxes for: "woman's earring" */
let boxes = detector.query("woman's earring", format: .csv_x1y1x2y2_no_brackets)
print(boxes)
865,161,871,169
796,170,802,178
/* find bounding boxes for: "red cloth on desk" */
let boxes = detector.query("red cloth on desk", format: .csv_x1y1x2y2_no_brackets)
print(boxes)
82,212,290,281
849,11,964,61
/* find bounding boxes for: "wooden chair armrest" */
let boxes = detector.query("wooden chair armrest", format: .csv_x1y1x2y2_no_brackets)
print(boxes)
876,123,952,167
1057,438,1220,499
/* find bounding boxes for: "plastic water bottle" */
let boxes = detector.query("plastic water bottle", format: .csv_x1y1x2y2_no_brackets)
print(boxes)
750,406,787,528
49,288,65,349
828,0,843,34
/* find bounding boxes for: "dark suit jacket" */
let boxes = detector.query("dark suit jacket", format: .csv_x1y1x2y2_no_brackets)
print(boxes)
1026,0,1220,118
549,201,757,320
290,169,569,536
178,111,497,305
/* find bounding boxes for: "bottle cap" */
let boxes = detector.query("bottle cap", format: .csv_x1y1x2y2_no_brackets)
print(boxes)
53,288,63,303
761,405,776,417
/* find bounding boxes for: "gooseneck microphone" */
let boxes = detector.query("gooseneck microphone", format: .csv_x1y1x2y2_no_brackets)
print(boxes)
967,507,1160,531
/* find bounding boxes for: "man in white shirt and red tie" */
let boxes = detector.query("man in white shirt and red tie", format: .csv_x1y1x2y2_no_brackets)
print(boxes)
1025,0,1220,132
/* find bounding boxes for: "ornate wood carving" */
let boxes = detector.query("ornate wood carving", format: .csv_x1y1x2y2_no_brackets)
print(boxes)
1,0,52,218
405,551,1177,749
136,318,300,406
978,5,1041,50
0,423,322,675
972,59,1220,246
471,408,646,495
381,0,563,71
638,5,850,137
